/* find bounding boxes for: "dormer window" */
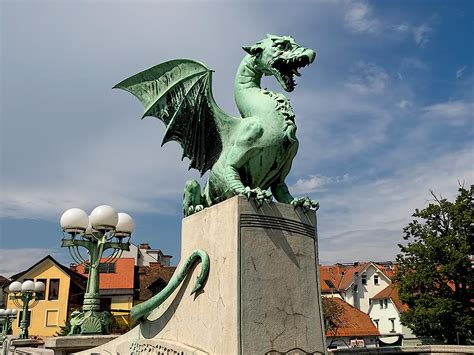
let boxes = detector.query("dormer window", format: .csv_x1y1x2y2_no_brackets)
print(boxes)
374,274,379,285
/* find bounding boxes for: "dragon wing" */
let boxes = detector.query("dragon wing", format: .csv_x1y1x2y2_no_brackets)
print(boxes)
114,59,236,175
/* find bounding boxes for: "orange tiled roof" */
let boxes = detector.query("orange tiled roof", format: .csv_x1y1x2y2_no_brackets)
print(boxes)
75,258,135,290
320,265,343,292
320,262,394,292
371,283,408,313
338,263,369,289
326,298,380,337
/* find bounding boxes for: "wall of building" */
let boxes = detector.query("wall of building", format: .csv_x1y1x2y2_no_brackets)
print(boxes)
108,295,133,330
121,243,172,267
109,295,133,312
7,259,71,337
368,298,401,335
352,265,391,313
326,336,378,350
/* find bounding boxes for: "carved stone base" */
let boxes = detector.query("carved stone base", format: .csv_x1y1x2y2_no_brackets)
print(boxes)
68,310,111,335
81,196,326,354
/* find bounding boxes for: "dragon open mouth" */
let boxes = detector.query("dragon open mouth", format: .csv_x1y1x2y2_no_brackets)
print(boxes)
272,55,312,92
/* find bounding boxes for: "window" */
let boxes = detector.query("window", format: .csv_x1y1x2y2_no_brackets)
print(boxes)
379,300,383,309
373,319,379,329
48,279,60,300
374,275,379,285
324,280,335,289
35,278,47,300
361,274,367,285
84,263,116,274
45,310,59,327
384,299,388,308
389,318,396,332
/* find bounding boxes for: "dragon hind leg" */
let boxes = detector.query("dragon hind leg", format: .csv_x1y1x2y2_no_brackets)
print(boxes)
183,180,205,216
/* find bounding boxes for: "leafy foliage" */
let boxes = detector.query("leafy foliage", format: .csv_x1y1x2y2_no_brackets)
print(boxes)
322,297,345,346
394,185,473,344
55,318,71,336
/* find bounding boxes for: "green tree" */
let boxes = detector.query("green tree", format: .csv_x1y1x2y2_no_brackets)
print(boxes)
395,185,473,344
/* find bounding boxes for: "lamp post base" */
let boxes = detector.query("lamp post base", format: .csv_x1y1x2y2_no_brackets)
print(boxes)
68,310,111,335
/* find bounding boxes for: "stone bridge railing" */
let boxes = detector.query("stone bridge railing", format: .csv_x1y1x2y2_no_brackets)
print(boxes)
329,345,474,355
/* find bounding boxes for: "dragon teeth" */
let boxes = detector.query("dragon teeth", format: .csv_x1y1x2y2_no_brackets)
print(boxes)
292,68,301,77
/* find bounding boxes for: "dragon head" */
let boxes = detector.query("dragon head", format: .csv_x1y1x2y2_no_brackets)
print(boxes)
243,34,316,92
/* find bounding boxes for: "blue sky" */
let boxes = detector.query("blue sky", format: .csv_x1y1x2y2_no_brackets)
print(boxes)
1,0,473,277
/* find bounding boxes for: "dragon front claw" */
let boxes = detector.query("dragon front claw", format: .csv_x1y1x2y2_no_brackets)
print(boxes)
291,197,319,212
242,187,272,208
188,204,204,215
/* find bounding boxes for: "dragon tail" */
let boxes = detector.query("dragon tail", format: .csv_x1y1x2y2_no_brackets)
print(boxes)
130,249,210,322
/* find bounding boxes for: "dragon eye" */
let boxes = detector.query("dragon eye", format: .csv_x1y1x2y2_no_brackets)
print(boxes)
276,42,290,50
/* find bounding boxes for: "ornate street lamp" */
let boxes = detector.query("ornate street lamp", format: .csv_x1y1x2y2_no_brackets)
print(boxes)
8,281,44,340
0,308,18,355
60,205,134,335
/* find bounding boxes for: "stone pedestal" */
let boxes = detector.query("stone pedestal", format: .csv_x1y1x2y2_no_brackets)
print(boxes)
44,335,118,355
83,196,326,354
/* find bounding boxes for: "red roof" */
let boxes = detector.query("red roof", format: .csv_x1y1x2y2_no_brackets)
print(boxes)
75,258,135,290
371,283,408,313
326,297,380,337
320,263,393,292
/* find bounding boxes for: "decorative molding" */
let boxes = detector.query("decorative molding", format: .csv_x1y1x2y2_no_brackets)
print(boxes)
240,214,315,239
265,348,325,355
129,341,206,354
44,309,60,327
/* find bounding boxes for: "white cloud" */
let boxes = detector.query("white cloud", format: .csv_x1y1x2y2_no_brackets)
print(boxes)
397,100,411,109
394,23,410,33
344,2,381,34
0,248,69,277
319,228,401,264
400,57,428,71
292,87,392,167
422,100,474,126
345,62,389,94
343,4,437,50
413,22,433,47
291,174,350,194
317,147,474,263
0,132,196,219
456,65,467,79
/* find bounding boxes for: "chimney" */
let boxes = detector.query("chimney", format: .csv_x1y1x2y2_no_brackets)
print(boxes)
353,271,360,309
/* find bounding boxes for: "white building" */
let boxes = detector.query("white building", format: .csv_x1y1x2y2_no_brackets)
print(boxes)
121,243,172,266
320,262,393,313
368,283,419,346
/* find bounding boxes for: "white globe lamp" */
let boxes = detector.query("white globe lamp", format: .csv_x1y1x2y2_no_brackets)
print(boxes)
9,281,22,293
60,208,89,233
115,213,135,237
34,281,46,292
21,280,35,292
89,205,118,232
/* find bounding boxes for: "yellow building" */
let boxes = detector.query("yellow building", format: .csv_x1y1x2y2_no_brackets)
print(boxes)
4,255,86,337
72,257,135,331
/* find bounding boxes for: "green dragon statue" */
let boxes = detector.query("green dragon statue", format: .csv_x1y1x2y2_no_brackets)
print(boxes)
115,34,318,216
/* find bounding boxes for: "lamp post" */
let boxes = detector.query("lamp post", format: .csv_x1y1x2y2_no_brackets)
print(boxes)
8,281,45,339
0,308,18,355
60,205,134,335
